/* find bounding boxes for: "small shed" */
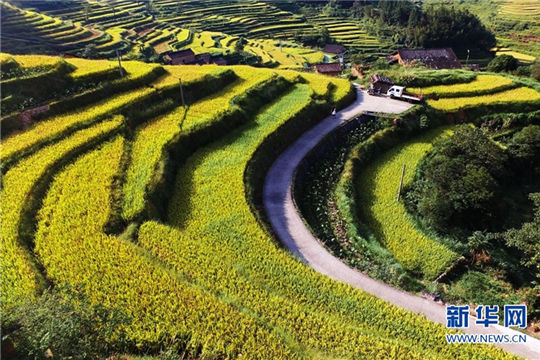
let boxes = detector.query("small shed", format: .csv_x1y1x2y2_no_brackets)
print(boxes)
323,44,346,54
313,63,343,77
391,48,462,69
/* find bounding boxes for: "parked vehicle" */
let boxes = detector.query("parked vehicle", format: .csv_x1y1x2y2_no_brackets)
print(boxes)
386,85,423,103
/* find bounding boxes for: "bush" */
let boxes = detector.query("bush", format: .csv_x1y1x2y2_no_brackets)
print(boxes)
3,287,131,360
487,54,519,73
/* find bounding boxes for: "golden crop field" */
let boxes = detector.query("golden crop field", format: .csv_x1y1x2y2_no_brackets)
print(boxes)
0,54,519,359
428,86,540,111
410,75,514,96
0,117,122,310
1,53,60,68
1,62,161,163
355,127,459,279
492,48,537,63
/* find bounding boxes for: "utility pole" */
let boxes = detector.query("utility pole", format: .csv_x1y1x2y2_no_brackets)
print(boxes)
179,78,185,107
116,49,124,77
397,164,406,202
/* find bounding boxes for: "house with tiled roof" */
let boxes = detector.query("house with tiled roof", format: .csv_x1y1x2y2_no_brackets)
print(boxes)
390,48,462,69
313,63,343,76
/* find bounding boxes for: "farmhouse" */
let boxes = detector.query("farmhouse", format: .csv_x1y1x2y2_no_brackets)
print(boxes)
164,49,225,65
390,48,462,69
164,49,196,65
313,63,343,77
323,44,346,54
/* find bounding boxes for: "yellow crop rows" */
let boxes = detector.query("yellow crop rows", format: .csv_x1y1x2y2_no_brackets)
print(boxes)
356,127,459,279
122,66,274,220
1,56,518,359
410,75,513,96
0,117,122,310
66,58,117,78
429,86,540,111
151,64,221,88
1,63,161,163
34,137,293,357
0,53,60,68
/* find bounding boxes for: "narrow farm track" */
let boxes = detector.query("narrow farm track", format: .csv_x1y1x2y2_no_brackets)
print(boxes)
263,84,540,360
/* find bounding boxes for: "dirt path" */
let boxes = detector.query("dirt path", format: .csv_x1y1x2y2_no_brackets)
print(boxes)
263,84,540,360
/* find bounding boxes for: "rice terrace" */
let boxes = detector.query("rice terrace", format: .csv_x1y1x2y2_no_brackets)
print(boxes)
1,0,540,359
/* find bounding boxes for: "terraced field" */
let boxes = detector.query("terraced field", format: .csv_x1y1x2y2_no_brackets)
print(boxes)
0,1,130,57
432,0,540,60
491,47,537,63
1,55,518,359
428,86,540,111
355,127,458,279
406,73,540,110
409,74,516,97
500,0,540,19
307,16,391,55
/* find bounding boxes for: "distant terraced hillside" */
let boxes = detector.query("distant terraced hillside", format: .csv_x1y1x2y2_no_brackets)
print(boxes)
425,0,540,61
0,1,130,57
4,0,390,65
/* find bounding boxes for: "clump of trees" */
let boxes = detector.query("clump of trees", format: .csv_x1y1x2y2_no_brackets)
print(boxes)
406,125,540,237
405,5,496,50
294,26,332,48
405,126,509,234
533,60,540,81
504,192,540,277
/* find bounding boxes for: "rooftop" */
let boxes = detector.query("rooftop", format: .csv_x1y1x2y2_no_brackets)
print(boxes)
323,44,346,54
313,63,343,73
396,48,462,69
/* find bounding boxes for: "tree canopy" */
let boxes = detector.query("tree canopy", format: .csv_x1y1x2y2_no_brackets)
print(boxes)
405,126,508,233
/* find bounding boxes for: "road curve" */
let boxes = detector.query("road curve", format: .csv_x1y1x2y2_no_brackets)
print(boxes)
263,84,540,360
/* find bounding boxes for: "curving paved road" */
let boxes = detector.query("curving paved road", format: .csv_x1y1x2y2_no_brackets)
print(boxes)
263,84,540,360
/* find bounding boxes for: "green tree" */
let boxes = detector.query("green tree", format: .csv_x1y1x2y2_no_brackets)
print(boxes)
532,60,540,81
322,0,339,17
504,193,540,276
508,125,540,170
487,54,519,72
235,37,246,52
80,44,98,59
420,6,495,50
